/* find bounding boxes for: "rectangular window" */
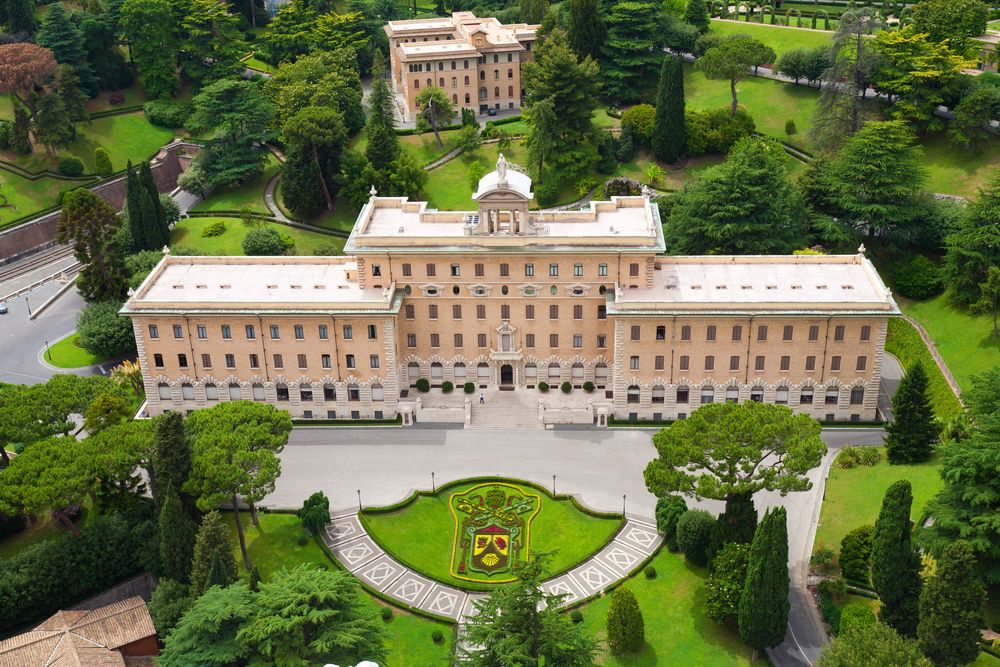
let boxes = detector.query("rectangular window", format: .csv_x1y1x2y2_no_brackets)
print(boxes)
656,325,666,341
677,387,689,403
856,356,867,371
196,324,207,339
477,304,486,319
549,263,558,277
245,324,255,340
475,263,484,277
297,353,307,369
322,354,331,369
831,355,842,371
549,305,558,320
368,324,377,340
226,353,236,369
809,325,820,341
501,304,510,319
757,325,768,341
319,325,328,340
454,333,463,347
780,355,790,371
450,264,460,277
500,263,509,277
631,325,640,341
274,353,283,368
371,264,381,277
755,355,765,371
172,324,183,339
148,324,159,339
598,264,608,277
574,263,583,277
154,353,164,368
406,333,416,347
573,305,582,320
525,305,535,319
681,325,691,341
402,263,412,277
732,325,742,341
834,325,845,341
294,324,304,340
430,333,440,348
249,354,259,369
549,334,558,348
300,388,313,403
221,324,231,339
178,353,188,368
629,263,639,277
453,304,462,319
783,325,793,341
706,325,717,341
597,305,607,320
705,355,715,371
655,355,664,371
405,305,414,319
526,333,535,348
343,324,353,339
730,355,740,371
679,355,689,371
270,324,280,339
324,385,335,401
850,387,864,405
573,334,582,348
426,263,436,277
429,305,438,320
597,334,606,348
630,356,639,370
525,264,534,277
370,355,379,369
201,353,212,368
478,333,487,347
346,354,356,369
860,325,871,342
806,355,816,371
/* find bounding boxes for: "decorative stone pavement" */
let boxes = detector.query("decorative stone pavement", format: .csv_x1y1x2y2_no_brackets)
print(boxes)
323,512,663,624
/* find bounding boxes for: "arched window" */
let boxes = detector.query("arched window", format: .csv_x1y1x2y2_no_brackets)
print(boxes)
205,383,219,400
464,75,470,85
494,86,500,97
324,384,336,401
479,87,487,99
572,363,584,379
701,385,715,404
426,78,432,87
775,386,789,404
525,363,537,379
507,85,513,97
454,362,466,379
477,362,490,379
595,363,608,382
228,383,242,401
158,383,171,400
451,76,457,87
414,79,420,89
750,386,764,402
480,70,485,80
408,361,420,379
850,387,864,404
372,384,385,401
651,385,665,404
826,386,840,405
348,384,360,401
275,384,289,401
439,77,444,87
548,363,560,379
800,386,814,404
464,93,470,104
431,362,443,379
726,386,739,403
181,383,195,400
627,385,640,404
252,383,265,401
452,94,457,103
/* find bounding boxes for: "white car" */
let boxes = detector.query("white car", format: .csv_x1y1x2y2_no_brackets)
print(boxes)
0,302,7,314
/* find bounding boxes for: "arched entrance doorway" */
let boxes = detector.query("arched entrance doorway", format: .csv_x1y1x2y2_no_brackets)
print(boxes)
500,364,513,386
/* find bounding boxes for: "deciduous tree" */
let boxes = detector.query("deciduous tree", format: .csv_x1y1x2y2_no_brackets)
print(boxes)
817,622,933,667
871,480,922,637
76,299,134,358
0,43,58,117
705,541,749,623
119,0,178,99
415,85,455,150
911,0,988,53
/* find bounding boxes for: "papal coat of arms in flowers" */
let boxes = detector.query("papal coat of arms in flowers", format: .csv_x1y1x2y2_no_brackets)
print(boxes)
449,483,540,582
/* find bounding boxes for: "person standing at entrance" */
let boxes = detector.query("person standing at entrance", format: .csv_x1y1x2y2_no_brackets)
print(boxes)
479,391,485,405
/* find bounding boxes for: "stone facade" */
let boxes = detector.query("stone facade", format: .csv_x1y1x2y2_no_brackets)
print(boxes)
123,159,899,423
385,12,537,122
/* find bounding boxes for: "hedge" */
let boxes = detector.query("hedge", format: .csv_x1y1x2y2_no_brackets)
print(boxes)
395,123,463,137
291,415,403,426
884,318,963,419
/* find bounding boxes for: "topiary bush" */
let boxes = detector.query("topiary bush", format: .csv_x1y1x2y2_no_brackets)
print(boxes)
201,221,227,237
839,524,874,583
655,495,688,552
57,157,85,176
380,606,393,621
583,381,595,393
676,509,715,566
144,99,194,128
606,587,644,653
464,382,475,394
890,255,944,300
93,147,112,175
560,381,572,394
644,565,657,579
570,609,584,623
415,378,430,393
242,227,287,255
785,119,797,135
538,381,549,393
442,381,454,393
431,628,444,643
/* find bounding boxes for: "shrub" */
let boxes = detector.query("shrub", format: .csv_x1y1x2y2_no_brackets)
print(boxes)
606,587,644,653
576,176,597,198
560,381,572,394
890,255,944,300
685,108,755,157
570,609,584,623
431,628,444,643
604,176,642,198
538,381,549,393
676,509,715,566
148,578,191,637
838,603,876,634
201,221,227,237
314,244,339,256
811,546,835,571
534,183,558,207
857,447,883,466
464,382,475,394
296,534,308,546
655,495,688,552
77,300,135,358
108,92,125,105
785,119,797,135
442,381,454,393
144,99,194,128
466,159,487,190
57,157,85,176
0,119,11,149
583,381,595,393
819,589,842,634
93,147,113,176
644,565,657,579
415,378,430,393
839,524,874,583
621,104,656,145
297,491,330,534
242,227,287,255
836,446,860,468
380,606,393,621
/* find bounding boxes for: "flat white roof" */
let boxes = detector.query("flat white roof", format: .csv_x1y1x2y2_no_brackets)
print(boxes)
400,42,479,57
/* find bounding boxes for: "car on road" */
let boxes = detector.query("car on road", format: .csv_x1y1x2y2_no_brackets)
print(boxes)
0,303,7,314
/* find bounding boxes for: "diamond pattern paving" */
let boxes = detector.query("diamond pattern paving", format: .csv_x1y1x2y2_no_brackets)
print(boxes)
331,535,381,572
324,515,365,547
356,554,406,592
597,541,646,576
616,520,663,555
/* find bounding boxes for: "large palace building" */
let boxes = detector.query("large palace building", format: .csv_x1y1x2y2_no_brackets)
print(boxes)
384,12,537,122
123,157,899,425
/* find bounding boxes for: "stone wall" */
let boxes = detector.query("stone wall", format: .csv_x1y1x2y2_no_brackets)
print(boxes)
0,141,199,263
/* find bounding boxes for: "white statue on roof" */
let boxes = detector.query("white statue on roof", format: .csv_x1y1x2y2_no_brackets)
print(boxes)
497,152,507,183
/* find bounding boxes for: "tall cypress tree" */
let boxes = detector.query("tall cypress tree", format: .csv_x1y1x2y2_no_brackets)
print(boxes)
737,506,789,661
124,161,145,252
917,541,986,666
7,0,38,34
685,0,710,32
652,54,685,164
152,411,198,517
885,361,937,464
189,511,239,597
568,0,605,62
365,55,399,173
139,161,168,247
11,106,32,155
606,587,644,653
708,491,757,565
871,480,922,638
158,483,197,583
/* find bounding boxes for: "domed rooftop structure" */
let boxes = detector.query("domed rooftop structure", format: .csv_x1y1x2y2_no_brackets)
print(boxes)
472,153,532,201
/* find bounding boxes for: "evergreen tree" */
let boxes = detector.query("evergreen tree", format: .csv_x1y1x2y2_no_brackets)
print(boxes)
206,550,236,590
55,189,129,302
918,541,986,666
708,491,757,564
606,587,644,654
818,622,933,667
120,0,178,99
158,483,197,583
655,495,687,551
32,92,73,156
123,162,144,253
871,480,922,638
737,506,789,661
685,0,710,32
365,55,399,172
520,0,548,23
11,105,32,155
705,542,751,623
281,145,327,218
942,174,1000,306
652,54,685,164
6,0,38,34
152,411,197,517
55,66,88,124
36,4,98,95
139,161,169,247
568,0,605,62
885,362,937,464
189,511,239,597
600,1,663,103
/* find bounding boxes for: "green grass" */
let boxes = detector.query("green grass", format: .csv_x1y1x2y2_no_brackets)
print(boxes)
0,513,67,561
0,171,77,229
44,334,109,369
361,480,623,591
352,128,464,167
901,294,1000,395
191,154,280,215
170,216,344,255
813,448,944,556
884,317,964,419
0,96,15,120
920,131,1000,198
244,55,279,74
225,512,454,667
710,19,833,58
82,84,149,114
578,549,753,665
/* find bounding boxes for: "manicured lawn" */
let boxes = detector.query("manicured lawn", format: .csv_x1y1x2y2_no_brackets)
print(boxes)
920,130,1000,199
244,55,278,74
710,19,833,58
813,448,944,556
170,216,344,255
0,513,68,561
577,549,753,665
191,154,280,215
0,171,75,229
424,141,534,210
44,333,108,369
884,317,965,419
351,128,463,167
225,512,454,667
361,479,623,591
83,84,149,114
0,96,15,120
902,293,1000,394
611,151,725,191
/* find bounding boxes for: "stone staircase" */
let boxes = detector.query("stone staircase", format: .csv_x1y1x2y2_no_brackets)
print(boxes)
467,402,541,429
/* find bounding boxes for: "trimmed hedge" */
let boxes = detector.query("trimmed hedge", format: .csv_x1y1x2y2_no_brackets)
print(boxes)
291,415,402,426
57,157,85,176
885,318,963,419
143,99,194,129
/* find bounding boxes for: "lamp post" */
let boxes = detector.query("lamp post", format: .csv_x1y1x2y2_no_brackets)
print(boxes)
431,471,436,493
622,494,627,517
44,340,51,361
357,489,362,512
552,475,556,496
25,296,31,318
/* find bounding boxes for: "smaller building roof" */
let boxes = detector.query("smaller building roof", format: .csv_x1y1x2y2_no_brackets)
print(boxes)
398,41,479,60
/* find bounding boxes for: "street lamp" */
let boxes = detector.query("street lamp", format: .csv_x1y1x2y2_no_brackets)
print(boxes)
622,494,627,517
25,296,31,317
357,489,362,512
44,340,51,361
552,475,556,496
431,471,436,493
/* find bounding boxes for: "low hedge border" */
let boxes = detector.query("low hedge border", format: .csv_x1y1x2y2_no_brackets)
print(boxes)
179,212,349,238
356,476,626,593
484,115,522,127
845,585,878,599
89,104,147,119
561,542,663,614
292,416,403,427
395,123,463,137
979,642,1000,659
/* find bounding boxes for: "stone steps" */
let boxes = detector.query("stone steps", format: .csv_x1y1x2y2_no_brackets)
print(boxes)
467,404,540,429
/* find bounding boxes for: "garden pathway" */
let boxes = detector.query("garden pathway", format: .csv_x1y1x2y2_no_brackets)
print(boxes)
322,511,662,624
